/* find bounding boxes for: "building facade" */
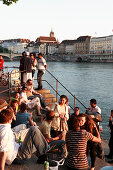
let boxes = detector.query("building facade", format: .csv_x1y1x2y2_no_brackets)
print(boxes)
1,39,30,54
90,35,113,54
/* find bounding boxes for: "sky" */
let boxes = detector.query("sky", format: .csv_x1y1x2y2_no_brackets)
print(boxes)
0,0,113,43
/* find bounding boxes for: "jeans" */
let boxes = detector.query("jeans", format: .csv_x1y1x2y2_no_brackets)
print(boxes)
18,126,49,160
37,70,44,89
28,94,46,108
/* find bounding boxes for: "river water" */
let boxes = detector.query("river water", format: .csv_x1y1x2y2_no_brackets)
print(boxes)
4,60,113,140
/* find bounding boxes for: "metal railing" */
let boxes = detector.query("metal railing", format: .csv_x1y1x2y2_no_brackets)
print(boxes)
45,69,87,110
0,66,87,110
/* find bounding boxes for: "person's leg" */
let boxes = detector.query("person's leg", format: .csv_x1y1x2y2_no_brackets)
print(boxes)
34,94,46,108
18,126,48,159
37,70,44,89
90,142,97,168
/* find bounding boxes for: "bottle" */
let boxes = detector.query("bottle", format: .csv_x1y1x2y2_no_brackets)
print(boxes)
44,161,49,170
18,136,22,145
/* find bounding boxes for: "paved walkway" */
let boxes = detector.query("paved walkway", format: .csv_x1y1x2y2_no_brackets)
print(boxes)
0,83,113,170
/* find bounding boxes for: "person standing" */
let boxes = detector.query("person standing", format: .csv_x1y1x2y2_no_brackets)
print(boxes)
19,51,26,85
0,55,4,80
36,53,47,90
30,53,37,80
23,52,32,84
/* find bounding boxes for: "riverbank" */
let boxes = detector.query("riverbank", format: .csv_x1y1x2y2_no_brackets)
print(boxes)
3,53,113,63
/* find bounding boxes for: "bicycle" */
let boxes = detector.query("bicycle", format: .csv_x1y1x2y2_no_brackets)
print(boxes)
0,68,9,86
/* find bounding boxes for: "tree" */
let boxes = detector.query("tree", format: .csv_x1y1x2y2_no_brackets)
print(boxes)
2,0,18,6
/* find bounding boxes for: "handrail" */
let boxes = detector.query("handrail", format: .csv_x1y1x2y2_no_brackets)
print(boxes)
46,69,87,109
1,66,87,109
43,80,74,110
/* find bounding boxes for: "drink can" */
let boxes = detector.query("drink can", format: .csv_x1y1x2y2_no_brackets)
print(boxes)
44,161,49,170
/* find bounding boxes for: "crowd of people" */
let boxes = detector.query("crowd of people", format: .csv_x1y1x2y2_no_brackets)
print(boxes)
0,52,113,170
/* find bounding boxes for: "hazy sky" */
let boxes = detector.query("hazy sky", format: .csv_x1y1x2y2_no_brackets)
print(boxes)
0,0,113,42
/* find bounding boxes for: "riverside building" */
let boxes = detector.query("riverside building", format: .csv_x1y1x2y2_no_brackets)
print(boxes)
1,39,30,54
89,35,113,62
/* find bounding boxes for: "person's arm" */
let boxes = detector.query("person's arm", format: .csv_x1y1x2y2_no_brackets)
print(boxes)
44,64,47,69
0,151,6,170
92,124,101,143
32,89,40,95
44,134,62,143
28,117,35,126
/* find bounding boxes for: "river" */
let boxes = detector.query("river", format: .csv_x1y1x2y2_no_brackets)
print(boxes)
4,60,113,140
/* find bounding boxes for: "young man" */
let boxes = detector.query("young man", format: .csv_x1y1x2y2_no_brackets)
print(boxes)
86,98,102,123
0,108,48,170
37,53,47,90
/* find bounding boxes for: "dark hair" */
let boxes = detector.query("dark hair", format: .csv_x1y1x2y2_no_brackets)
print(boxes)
10,100,18,107
70,116,80,131
0,108,14,123
20,102,27,112
38,53,42,57
27,79,32,84
111,110,113,113
90,99,97,104
59,95,68,104
46,110,55,121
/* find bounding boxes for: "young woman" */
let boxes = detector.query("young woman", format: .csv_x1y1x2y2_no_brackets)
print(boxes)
65,116,101,170
51,95,69,139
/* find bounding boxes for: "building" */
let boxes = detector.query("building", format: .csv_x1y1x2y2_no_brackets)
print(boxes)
1,39,30,54
59,40,76,55
27,31,59,55
90,35,113,54
74,36,91,55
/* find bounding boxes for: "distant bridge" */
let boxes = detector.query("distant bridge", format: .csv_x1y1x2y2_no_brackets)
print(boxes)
0,53,22,60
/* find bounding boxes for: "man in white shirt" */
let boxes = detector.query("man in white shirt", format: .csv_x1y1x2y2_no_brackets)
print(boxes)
0,108,48,170
86,98,102,123
36,53,47,90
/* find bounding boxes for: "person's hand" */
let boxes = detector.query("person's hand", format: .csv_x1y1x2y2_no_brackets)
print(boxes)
109,116,112,121
59,113,64,118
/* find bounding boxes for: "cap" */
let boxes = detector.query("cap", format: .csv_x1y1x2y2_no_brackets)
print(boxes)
0,99,8,109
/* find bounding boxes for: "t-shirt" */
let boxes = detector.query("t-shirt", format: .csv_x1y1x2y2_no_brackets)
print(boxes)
40,121,51,139
0,124,19,165
89,105,101,114
66,129,94,169
0,59,4,69
16,111,31,126
37,57,47,72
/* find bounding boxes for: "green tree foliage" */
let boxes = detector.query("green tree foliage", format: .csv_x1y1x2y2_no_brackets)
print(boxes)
2,0,18,6
0,46,11,53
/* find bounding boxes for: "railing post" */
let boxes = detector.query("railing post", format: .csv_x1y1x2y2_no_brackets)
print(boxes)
74,95,75,108
8,72,10,98
56,79,58,102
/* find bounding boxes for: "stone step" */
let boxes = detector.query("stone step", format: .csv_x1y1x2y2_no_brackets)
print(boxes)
35,88,50,94
42,93,54,98
47,102,56,108
45,97,56,104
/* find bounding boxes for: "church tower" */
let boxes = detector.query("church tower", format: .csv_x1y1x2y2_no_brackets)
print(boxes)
50,30,54,37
